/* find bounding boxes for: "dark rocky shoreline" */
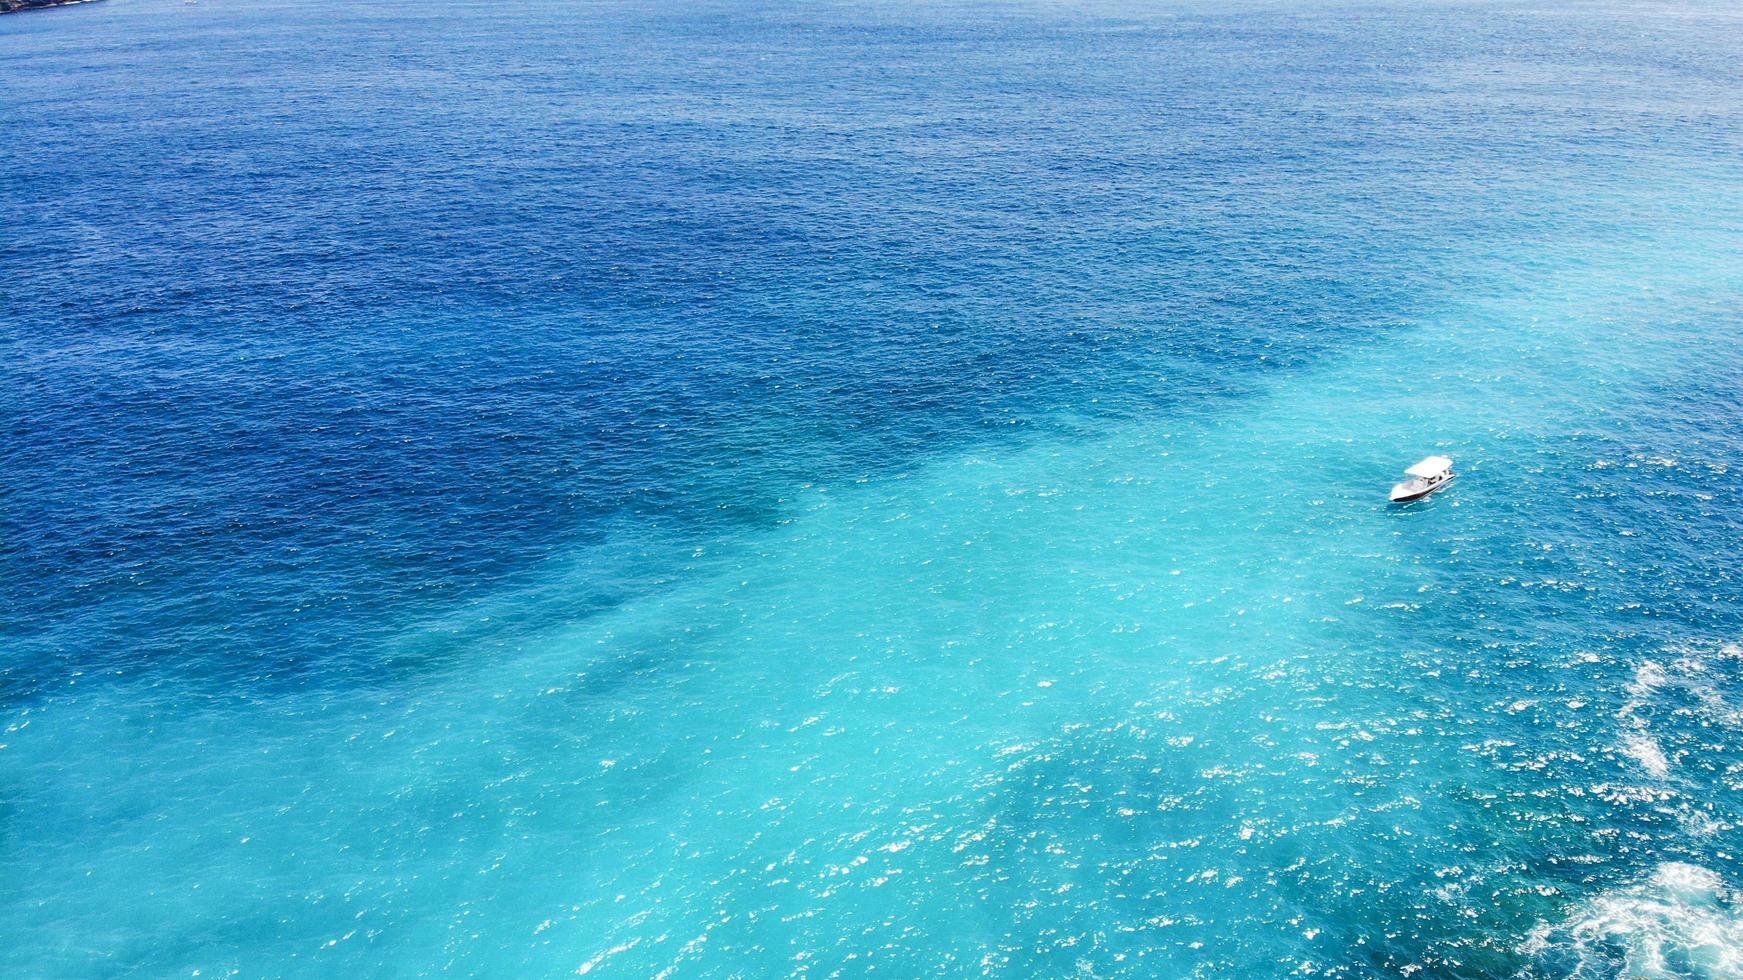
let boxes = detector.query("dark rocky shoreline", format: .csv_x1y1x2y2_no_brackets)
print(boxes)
1,0,103,12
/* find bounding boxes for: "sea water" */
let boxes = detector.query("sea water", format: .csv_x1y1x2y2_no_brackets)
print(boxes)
4,0,1743,976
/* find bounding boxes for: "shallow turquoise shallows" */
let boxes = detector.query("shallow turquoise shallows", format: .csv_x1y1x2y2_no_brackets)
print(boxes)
4,0,1743,976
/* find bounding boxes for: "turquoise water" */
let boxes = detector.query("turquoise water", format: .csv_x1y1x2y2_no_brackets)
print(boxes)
5,0,1743,976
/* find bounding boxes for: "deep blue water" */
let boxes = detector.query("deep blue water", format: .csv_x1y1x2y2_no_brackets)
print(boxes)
5,0,1743,975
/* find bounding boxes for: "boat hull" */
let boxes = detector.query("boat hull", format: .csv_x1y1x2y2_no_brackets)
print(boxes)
1390,472,1455,503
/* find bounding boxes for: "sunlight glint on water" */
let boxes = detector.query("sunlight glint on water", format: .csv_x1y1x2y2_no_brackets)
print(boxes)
3,0,1743,976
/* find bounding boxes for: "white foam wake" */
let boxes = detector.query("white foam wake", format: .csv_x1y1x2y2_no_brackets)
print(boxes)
1523,863,1743,978
1618,660,1674,779
1614,646,1743,782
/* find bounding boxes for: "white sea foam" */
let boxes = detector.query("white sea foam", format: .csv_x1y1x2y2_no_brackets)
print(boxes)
1628,661,1669,700
1524,863,1743,979
1614,646,1743,782
1621,731,1672,780
1617,661,1674,779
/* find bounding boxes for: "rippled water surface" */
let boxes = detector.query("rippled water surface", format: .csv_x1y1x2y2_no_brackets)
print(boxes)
5,0,1743,976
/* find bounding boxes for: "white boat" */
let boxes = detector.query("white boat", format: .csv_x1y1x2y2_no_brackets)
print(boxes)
1390,456,1455,502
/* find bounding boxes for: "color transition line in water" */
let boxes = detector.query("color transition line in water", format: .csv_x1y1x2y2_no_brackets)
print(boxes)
5,197,1742,975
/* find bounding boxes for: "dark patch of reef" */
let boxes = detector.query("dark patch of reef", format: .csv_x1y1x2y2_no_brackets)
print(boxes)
2,0,104,12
